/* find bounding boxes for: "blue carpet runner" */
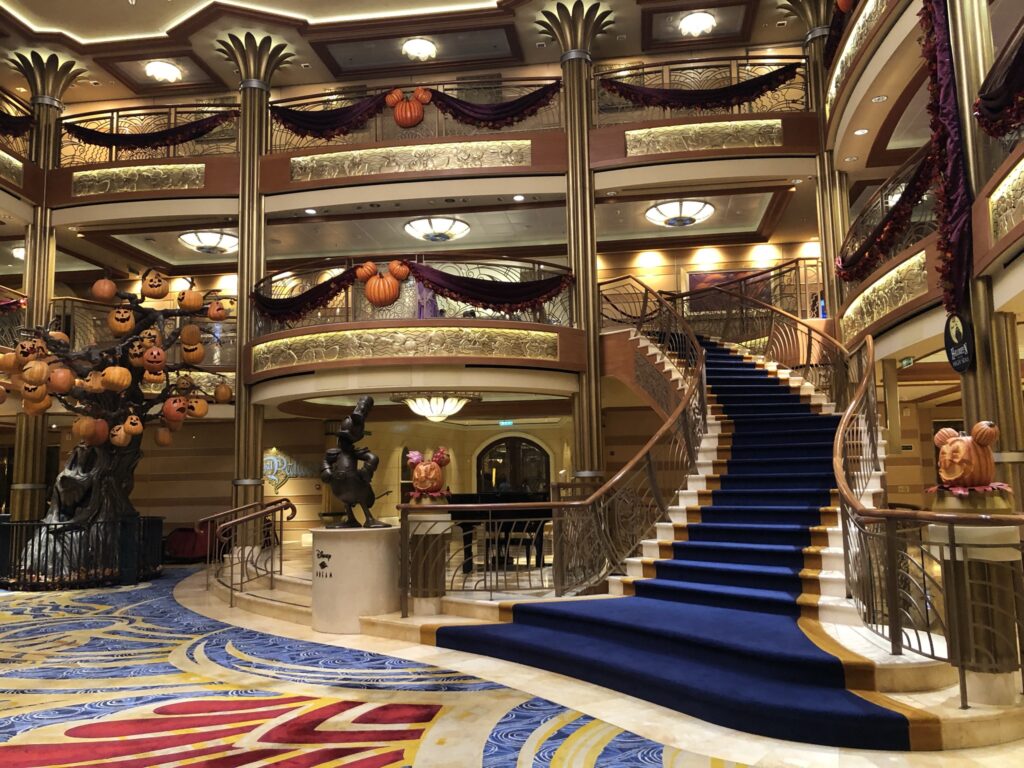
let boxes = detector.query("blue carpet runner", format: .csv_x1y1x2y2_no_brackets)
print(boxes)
437,337,915,750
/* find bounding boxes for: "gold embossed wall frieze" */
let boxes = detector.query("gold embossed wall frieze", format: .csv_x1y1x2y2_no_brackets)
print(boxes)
840,250,928,339
0,148,23,187
624,119,783,157
71,163,206,197
989,156,1024,242
826,0,888,118
289,139,532,182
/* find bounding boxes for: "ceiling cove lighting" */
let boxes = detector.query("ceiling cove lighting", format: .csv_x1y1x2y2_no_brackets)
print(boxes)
404,217,470,242
644,200,715,228
12,246,25,260
398,393,478,422
177,230,239,255
144,60,183,83
402,38,438,62
678,11,717,38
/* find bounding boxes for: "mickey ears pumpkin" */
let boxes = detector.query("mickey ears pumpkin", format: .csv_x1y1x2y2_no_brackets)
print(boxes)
933,427,960,447
971,421,999,447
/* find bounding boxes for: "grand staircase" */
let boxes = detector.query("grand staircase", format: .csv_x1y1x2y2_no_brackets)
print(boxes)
436,337,924,750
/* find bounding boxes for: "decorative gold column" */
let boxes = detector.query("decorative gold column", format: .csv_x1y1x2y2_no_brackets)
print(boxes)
881,359,902,455
217,33,292,507
8,52,83,520
537,1,612,477
991,313,1024,493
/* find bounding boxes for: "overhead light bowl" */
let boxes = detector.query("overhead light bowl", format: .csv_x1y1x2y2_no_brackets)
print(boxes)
402,38,438,62
678,11,717,37
12,246,25,260
644,200,715,228
145,60,183,83
404,217,470,243
178,230,239,255
395,392,480,422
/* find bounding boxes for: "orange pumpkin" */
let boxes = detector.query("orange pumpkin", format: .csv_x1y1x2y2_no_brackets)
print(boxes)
0,352,18,373
207,301,229,321
355,261,378,283
143,346,166,373
23,394,52,415
47,366,75,394
15,339,44,364
385,88,405,107
154,427,174,447
123,414,144,436
107,306,135,337
187,397,209,418
84,419,109,446
393,97,424,128
139,328,162,349
140,270,169,300
72,416,97,441
181,343,205,365
109,424,131,448
143,370,165,385
180,324,202,345
21,382,48,402
91,277,118,302
22,360,49,386
163,396,188,422
934,421,1000,488
388,260,411,281
127,339,147,368
101,365,132,392
364,272,401,307
46,330,70,346
837,0,854,11
177,289,204,312
413,86,432,104
412,460,444,493
214,382,233,404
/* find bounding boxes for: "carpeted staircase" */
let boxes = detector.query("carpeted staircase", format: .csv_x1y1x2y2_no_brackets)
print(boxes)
437,337,918,750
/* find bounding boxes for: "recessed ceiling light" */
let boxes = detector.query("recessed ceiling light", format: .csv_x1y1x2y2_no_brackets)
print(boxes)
871,95,888,103
76,233,85,238
402,38,437,61
844,156,859,162
606,191,618,197
513,194,525,202
790,178,803,184
853,128,870,136
404,217,470,242
144,60,183,83
645,200,715,228
304,208,317,215
678,11,717,37
300,62,311,69
15,87,27,93
12,246,25,260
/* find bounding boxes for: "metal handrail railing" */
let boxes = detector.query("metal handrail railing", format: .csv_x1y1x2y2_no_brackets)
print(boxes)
0,89,31,160
395,274,707,611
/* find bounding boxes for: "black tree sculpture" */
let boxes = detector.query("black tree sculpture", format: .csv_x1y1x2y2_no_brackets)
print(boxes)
320,396,388,529
0,273,234,582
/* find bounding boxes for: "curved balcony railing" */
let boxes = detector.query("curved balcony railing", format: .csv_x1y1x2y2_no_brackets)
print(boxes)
0,286,27,349
58,103,239,168
252,256,573,337
270,77,563,153
593,55,808,127
0,90,31,160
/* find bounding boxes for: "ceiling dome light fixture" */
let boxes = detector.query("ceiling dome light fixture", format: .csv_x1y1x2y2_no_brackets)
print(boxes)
144,60,183,83
678,11,717,37
178,230,239,255
402,38,438,61
12,246,25,260
396,392,480,422
644,200,715,228
404,216,470,242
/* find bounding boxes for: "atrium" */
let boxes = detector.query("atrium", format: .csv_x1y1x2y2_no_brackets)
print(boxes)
1,0,1023,765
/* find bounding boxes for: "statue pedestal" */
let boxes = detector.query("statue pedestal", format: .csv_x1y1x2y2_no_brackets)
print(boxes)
310,527,400,634
408,505,452,615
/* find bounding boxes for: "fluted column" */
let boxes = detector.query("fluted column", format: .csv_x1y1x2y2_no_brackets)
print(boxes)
8,52,83,520
537,1,612,477
217,33,292,507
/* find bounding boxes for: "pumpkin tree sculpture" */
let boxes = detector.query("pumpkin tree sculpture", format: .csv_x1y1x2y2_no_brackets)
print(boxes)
2,272,234,554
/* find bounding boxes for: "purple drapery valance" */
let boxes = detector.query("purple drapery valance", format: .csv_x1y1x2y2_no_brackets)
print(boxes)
63,110,239,149
406,262,573,313
427,81,562,129
599,63,800,111
921,0,974,313
250,268,358,322
0,111,33,139
974,17,1024,138
269,93,389,139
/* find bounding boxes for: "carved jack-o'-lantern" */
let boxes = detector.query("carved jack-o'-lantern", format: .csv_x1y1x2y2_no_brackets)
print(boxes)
179,324,202,346
143,370,165,385
412,461,444,493
101,365,132,392
46,366,75,394
109,424,131,448
127,339,146,368
177,289,204,312
23,394,52,415
364,272,401,307
176,374,195,394
21,360,49,386
141,270,170,300
207,301,229,321
143,346,166,373
934,421,1000,488
107,306,135,337
123,414,144,436
162,396,188,422
139,328,162,349
181,342,205,365
21,381,48,402
186,397,209,418
15,339,44,365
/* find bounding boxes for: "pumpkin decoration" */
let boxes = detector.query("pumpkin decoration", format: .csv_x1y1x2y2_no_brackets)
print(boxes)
388,260,411,281
143,346,166,374
139,328,162,349
83,371,105,393
177,286,204,311
393,96,424,128
214,382,233,404
934,421,1000,488
72,416,97,441
355,261,378,283
154,426,174,447
143,370,165,385
109,424,131,448
91,277,118,302
47,366,75,395
162,396,188,422
179,324,202,346
187,397,209,418
413,86,432,105
107,306,135,337
21,382,48,402
364,272,401,307
140,269,170,300
385,87,405,107
837,0,854,11
22,360,50,386
207,300,229,321
127,339,147,368
47,330,70,346
176,374,195,394
123,414,144,436
0,352,18,373
407,447,451,497
16,339,44,364
101,365,132,392
24,394,52,415
84,419,109,446
181,343,205,365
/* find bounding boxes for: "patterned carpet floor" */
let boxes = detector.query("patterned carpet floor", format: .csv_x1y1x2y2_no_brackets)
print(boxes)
0,568,733,768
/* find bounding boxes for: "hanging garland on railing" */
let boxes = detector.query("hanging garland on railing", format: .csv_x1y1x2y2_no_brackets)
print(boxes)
62,110,239,149
0,297,26,314
836,150,936,282
0,111,33,139
250,267,358,323
598,63,800,111
974,18,1024,139
269,93,389,139
426,80,562,130
920,0,974,313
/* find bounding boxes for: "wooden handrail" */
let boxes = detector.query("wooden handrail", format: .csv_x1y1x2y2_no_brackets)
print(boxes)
195,500,267,532
213,500,297,539
60,103,239,123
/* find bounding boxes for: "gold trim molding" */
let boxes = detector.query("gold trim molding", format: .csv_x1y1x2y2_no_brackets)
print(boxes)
624,120,783,157
252,326,560,374
841,250,927,339
290,140,532,182
0,148,23,187
990,157,1024,242
826,0,886,118
71,163,205,197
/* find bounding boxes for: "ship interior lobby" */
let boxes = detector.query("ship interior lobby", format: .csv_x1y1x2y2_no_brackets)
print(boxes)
2,0,1024,765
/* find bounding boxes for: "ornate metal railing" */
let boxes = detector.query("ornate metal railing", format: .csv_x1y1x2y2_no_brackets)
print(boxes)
0,515,163,590
252,257,573,336
835,337,1024,708
270,77,562,153
837,146,938,305
58,103,239,167
396,275,707,610
0,90,31,160
198,499,297,607
593,55,808,126
0,286,27,349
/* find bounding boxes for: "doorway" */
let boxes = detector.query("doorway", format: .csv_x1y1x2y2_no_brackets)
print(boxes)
476,437,551,497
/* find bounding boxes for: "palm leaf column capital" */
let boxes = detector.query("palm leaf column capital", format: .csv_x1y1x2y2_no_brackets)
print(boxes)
215,31,293,89
777,0,834,36
8,50,85,109
535,1,614,59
